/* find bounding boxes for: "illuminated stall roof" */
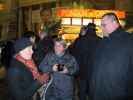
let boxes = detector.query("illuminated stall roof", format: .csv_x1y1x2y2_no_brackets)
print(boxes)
57,8,125,19
72,18,81,25
61,18,71,25
94,19,101,26
83,18,92,25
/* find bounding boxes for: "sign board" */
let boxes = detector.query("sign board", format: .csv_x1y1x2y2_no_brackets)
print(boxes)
57,8,125,19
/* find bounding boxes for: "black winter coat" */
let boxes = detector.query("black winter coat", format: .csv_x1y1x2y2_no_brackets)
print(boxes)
90,27,133,100
68,35,100,80
33,36,54,66
7,58,41,100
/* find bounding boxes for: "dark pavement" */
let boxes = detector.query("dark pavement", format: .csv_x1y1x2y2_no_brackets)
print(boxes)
0,79,9,100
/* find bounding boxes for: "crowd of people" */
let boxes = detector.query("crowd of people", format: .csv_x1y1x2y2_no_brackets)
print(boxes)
1,9,133,100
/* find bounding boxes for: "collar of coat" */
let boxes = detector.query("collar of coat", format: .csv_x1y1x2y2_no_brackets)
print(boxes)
109,27,126,39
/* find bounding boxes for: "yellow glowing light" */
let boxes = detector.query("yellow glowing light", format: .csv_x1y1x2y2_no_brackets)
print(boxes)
83,18,92,25
57,9,125,19
72,18,81,25
62,34,78,40
62,26,81,34
94,19,101,26
62,18,71,25
0,4,5,10
119,20,126,26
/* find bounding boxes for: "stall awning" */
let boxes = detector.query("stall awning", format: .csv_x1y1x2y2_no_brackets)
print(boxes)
57,8,126,19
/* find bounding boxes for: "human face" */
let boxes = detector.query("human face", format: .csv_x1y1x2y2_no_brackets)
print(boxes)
30,36,36,44
101,16,115,37
54,42,65,55
19,46,33,60
80,28,86,36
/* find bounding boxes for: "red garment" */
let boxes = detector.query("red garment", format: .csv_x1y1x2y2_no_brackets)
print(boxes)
15,54,40,80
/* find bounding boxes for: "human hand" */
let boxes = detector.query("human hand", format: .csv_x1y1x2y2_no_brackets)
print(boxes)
59,66,69,74
41,73,49,82
52,64,58,72
37,73,49,84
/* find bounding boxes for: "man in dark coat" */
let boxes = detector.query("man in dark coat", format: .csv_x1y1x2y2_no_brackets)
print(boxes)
33,31,54,66
90,13,133,100
68,24,101,100
1,40,15,70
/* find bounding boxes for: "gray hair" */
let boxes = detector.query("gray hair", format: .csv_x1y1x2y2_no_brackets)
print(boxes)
54,38,67,48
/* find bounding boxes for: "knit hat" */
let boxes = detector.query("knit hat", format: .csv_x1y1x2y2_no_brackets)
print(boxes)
14,38,32,53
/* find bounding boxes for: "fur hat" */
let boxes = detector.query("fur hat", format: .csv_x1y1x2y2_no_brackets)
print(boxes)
14,38,32,53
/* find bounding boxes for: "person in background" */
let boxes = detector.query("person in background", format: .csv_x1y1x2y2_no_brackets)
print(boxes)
90,13,133,100
33,8,56,67
22,31,36,45
1,40,15,70
39,38,79,100
68,23,101,100
33,31,54,66
40,8,61,36
40,8,53,30
68,25,87,57
67,25,87,100
22,31,37,59
7,38,49,100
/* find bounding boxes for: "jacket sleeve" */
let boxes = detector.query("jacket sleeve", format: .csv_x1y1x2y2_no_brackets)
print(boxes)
39,53,52,73
7,68,41,100
66,55,79,76
128,44,133,96
33,41,45,66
